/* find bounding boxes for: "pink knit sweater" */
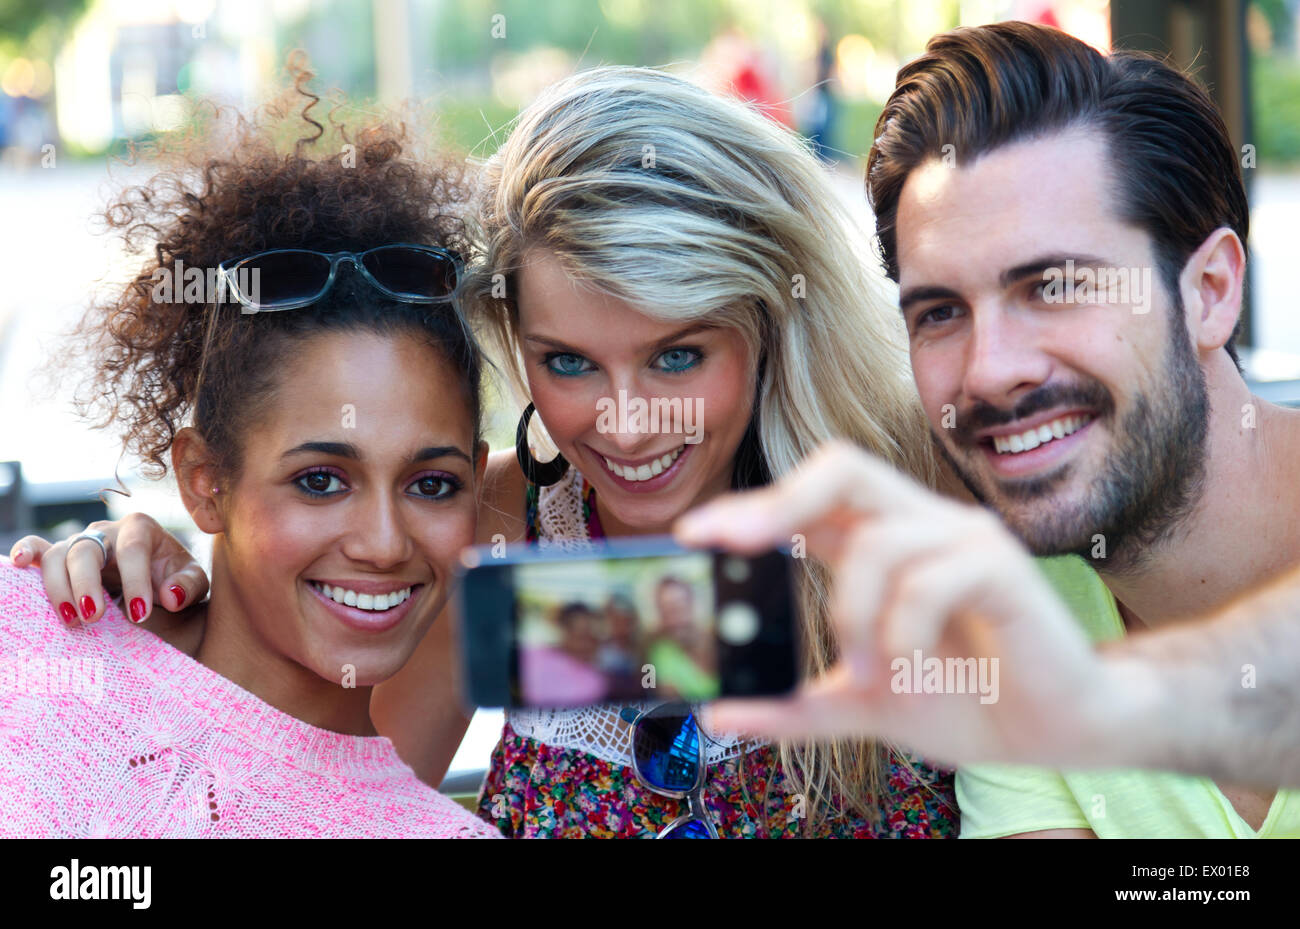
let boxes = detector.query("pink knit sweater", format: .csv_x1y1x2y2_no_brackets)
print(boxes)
0,560,498,838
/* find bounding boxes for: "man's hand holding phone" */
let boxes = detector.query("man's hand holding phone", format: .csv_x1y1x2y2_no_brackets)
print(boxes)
674,440,1159,771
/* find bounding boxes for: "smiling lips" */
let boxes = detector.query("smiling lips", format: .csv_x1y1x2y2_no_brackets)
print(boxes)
601,445,685,482
306,579,425,634
309,580,413,612
988,413,1093,455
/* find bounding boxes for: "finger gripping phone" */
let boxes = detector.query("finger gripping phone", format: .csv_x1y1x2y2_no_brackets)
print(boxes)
456,537,799,708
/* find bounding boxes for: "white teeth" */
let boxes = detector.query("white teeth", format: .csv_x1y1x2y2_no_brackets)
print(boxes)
992,415,1091,455
602,445,684,482
313,582,411,612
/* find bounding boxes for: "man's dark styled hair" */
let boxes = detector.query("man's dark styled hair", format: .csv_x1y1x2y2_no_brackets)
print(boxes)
867,21,1249,367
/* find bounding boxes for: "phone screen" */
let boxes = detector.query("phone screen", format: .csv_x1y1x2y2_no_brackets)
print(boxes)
515,552,719,704
458,539,797,709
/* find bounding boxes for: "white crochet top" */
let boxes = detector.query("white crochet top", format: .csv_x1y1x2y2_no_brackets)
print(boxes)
505,467,758,765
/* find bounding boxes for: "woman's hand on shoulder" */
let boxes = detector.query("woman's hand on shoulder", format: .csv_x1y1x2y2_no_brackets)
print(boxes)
9,513,209,625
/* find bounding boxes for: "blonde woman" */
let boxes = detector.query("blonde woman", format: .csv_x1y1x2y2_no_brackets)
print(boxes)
19,66,957,837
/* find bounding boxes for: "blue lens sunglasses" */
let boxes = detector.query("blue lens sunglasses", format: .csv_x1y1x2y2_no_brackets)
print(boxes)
621,702,719,839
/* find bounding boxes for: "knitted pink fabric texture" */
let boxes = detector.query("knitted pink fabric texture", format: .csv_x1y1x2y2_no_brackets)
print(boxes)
0,559,498,838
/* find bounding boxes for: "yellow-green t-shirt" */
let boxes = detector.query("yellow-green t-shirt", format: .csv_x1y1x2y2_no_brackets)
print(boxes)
956,555,1300,838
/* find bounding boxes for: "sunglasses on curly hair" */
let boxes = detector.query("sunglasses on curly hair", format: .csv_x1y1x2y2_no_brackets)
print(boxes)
216,244,462,313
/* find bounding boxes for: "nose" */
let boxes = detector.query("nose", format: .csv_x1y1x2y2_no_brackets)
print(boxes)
341,490,414,570
960,302,1052,409
602,419,657,456
599,375,667,456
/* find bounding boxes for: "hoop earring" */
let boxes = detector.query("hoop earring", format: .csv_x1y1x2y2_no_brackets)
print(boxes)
515,402,569,487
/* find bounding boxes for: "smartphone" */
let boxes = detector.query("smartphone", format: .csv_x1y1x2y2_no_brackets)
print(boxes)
456,537,799,708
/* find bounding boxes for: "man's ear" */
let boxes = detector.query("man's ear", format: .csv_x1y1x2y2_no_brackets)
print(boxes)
1178,226,1245,354
172,428,225,535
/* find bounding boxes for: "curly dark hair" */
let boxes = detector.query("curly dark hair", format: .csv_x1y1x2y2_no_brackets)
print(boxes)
75,53,483,481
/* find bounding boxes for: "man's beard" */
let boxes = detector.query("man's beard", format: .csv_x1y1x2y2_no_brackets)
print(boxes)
935,318,1210,573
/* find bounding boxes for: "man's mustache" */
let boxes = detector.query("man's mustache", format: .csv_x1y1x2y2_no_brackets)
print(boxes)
949,381,1114,446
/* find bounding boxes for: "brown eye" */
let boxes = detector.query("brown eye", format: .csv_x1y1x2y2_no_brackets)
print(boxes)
297,471,344,496
917,304,960,328
408,474,461,499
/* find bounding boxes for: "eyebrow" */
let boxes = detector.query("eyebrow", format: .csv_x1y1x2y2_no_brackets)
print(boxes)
523,323,715,355
898,254,1115,313
898,285,963,314
280,441,471,465
998,253,1112,289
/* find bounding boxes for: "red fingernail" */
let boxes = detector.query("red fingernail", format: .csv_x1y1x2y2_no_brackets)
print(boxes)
168,584,186,606
79,595,96,620
59,602,78,624
130,598,147,623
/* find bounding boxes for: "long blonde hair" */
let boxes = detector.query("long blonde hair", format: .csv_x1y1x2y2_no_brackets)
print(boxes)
467,65,938,829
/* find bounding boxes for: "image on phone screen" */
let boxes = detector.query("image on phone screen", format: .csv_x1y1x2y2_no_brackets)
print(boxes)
515,553,718,705
458,539,797,709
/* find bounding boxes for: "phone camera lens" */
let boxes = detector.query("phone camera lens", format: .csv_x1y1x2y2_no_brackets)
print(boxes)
718,602,759,645
721,557,750,584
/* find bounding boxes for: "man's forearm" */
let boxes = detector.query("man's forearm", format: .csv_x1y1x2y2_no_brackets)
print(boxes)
1104,564,1300,787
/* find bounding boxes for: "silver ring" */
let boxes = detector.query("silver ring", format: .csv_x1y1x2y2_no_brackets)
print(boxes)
67,528,109,567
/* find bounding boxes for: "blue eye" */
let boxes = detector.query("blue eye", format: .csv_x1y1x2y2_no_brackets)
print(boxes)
545,353,594,377
654,347,702,373
296,470,347,497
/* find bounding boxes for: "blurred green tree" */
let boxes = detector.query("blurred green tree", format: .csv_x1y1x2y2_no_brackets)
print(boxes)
0,0,89,48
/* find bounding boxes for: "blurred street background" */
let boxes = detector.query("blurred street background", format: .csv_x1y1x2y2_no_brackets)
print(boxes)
2,0,1299,777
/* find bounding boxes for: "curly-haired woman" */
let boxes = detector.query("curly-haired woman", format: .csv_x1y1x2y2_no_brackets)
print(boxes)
0,64,498,838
